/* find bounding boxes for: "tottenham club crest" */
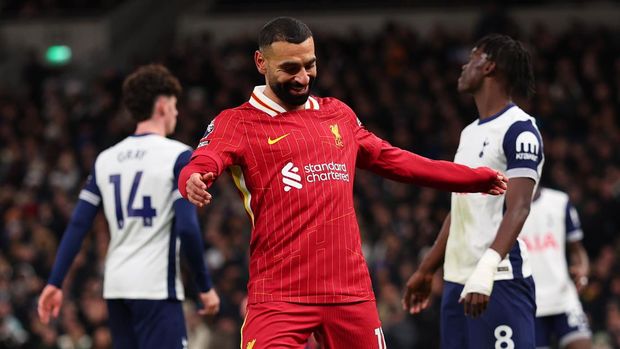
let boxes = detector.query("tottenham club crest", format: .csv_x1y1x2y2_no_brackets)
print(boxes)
479,138,490,158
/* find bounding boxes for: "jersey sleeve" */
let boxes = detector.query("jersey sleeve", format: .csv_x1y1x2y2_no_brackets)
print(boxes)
48,167,101,287
172,149,192,199
178,111,245,197
173,149,192,182
565,200,584,242
174,198,213,292
351,109,499,193
171,148,213,290
78,168,102,206
502,120,544,181
355,125,384,168
190,110,245,176
341,104,382,167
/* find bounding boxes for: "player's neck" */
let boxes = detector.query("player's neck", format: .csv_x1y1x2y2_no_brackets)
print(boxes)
473,83,512,121
134,119,166,137
263,86,305,112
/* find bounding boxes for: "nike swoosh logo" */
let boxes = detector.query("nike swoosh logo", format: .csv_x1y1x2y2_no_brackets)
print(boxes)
267,133,290,145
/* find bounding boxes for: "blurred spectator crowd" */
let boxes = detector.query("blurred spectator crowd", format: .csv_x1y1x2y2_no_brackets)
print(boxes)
0,0,125,18
1,18,620,349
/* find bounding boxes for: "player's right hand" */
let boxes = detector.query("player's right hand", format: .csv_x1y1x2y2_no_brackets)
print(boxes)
186,172,215,207
198,288,220,316
37,284,63,324
402,271,433,314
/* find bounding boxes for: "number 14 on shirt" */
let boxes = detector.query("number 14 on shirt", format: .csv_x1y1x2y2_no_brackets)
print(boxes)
108,171,157,229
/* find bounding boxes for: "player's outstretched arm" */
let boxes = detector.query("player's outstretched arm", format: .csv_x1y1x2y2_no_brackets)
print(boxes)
356,134,507,194
403,214,451,314
459,177,535,318
378,149,508,194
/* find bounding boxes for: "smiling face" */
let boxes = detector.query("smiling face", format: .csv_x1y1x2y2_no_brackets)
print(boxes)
457,46,495,94
255,37,317,109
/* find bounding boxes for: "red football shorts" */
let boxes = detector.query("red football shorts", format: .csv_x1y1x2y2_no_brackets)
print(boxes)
240,301,387,349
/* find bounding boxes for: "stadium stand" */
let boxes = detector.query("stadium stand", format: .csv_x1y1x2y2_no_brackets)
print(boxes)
0,5,619,349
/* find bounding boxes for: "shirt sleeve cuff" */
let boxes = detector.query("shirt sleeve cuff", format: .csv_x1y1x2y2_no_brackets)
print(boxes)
505,168,539,182
567,229,584,242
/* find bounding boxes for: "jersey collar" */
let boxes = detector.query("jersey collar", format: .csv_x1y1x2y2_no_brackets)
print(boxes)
478,103,516,125
248,85,319,117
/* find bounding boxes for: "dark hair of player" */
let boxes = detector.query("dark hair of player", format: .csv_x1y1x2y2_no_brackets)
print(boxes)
258,17,313,50
122,64,182,122
475,34,535,98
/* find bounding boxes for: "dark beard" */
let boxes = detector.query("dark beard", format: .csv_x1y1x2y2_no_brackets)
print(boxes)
271,77,315,107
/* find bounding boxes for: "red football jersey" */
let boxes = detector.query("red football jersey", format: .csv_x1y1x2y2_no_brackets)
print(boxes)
182,86,498,304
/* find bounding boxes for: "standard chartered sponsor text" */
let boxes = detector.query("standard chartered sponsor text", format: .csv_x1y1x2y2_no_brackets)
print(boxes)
303,162,350,183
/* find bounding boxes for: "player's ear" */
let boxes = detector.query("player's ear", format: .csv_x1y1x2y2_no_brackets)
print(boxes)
153,96,167,118
483,60,496,77
255,50,267,75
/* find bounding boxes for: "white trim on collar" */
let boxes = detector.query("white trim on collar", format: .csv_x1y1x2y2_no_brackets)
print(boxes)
248,85,319,117
307,96,319,110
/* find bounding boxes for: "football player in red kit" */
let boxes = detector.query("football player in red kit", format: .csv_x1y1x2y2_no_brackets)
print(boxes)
179,17,507,349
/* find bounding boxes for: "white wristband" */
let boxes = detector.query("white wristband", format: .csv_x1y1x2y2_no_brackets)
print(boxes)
460,248,502,300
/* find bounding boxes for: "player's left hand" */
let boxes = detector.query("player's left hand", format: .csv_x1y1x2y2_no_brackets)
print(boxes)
197,288,220,316
570,265,589,293
487,171,508,196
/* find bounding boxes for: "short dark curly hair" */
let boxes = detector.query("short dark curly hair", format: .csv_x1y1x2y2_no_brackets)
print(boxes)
122,64,182,122
258,17,313,51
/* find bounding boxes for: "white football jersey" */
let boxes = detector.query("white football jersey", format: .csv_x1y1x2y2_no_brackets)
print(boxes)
444,104,544,284
79,134,190,300
520,188,583,316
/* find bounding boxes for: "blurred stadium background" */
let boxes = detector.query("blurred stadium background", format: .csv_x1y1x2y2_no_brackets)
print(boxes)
1,0,620,348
